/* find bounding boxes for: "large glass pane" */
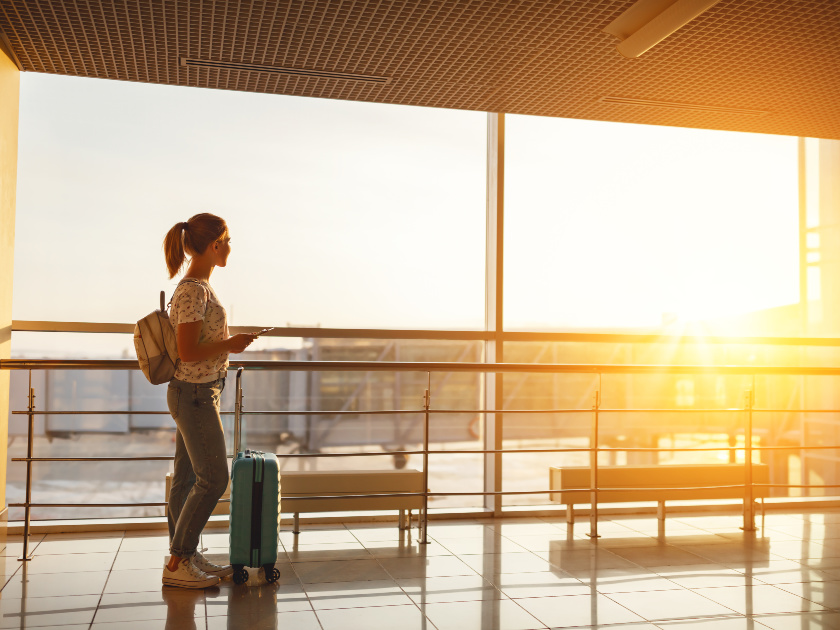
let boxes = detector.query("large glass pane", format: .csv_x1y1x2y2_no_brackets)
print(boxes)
13,74,486,343
6,338,484,520
500,341,840,509
505,114,799,335
10,72,487,521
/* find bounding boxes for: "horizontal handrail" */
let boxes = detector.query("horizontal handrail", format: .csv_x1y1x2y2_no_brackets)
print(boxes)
11,443,840,463
14,407,840,416
2,447,779,463
13,319,840,346
12,321,490,341
5,358,840,376
12,483,840,511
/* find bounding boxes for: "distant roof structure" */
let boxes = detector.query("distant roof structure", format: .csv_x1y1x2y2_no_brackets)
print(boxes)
1,1,839,139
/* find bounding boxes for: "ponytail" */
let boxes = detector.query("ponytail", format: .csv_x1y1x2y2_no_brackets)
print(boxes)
162,213,228,279
163,222,187,279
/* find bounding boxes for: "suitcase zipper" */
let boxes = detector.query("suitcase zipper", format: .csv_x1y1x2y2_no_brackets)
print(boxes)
250,453,264,567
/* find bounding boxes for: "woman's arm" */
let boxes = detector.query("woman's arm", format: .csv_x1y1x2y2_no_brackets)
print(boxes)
176,321,255,362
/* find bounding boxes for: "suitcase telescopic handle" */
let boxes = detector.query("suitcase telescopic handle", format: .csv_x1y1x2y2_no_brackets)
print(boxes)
234,367,244,454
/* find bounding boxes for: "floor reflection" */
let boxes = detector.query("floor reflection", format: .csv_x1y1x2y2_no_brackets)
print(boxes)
5,512,840,628
225,578,279,629
159,586,204,629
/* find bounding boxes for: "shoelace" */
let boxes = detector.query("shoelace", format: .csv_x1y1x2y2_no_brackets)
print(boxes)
194,552,223,570
183,559,206,578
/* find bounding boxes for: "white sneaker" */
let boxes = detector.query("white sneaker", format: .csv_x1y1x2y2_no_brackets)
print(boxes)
162,557,220,589
191,551,234,578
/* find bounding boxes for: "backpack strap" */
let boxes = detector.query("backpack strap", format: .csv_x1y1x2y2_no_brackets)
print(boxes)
166,278,206,311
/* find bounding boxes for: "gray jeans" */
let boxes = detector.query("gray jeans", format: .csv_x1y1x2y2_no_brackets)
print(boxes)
166,376,229,557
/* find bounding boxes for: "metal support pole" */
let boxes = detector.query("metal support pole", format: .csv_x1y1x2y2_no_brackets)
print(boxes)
484,111,505,519
421,373,431,544
742,386,757,531
588,387,601,539
798,136,808,336
19,370,35,561
234,367,244,454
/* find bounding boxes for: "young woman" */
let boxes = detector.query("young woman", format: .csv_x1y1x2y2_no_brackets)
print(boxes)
161,213,257,588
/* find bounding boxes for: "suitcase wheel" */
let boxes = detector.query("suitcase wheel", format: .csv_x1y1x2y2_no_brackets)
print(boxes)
232,566,249,585
264,564,281,583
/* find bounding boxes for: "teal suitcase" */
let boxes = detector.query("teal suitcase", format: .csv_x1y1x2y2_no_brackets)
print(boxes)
229,369,281,585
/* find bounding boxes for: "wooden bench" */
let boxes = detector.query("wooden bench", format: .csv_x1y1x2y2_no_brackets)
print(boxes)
549,464,770,524
280,469,425,534
167,469,425,534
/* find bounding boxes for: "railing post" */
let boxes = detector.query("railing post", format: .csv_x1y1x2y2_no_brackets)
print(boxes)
420,373,431,544
588,388,601,539
19,369,35,561
742,387,757,532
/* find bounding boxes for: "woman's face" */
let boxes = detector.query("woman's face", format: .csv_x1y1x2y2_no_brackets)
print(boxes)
213,233,231,267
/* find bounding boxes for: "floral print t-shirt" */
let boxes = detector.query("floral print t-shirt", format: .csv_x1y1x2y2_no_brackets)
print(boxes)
169,278,229,383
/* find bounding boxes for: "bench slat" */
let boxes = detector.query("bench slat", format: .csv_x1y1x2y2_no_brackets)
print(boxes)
550,464,770,504
280,469,425,512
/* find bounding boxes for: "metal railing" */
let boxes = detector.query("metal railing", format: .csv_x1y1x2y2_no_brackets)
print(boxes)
4,357,840,561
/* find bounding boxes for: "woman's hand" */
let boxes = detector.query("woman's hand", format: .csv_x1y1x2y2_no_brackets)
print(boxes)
226,333,258,354
177,323,257,361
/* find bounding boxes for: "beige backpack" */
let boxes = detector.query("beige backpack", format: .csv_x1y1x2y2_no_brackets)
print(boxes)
134,280,202,384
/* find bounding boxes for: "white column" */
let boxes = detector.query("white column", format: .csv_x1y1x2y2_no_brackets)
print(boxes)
801,139,840,491
0,40,21,519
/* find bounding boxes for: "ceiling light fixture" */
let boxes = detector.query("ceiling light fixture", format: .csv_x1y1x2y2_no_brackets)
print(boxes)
603,0,723,59
180,58,390,84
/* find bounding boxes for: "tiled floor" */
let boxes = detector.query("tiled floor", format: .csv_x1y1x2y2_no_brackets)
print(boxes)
3,510,840,628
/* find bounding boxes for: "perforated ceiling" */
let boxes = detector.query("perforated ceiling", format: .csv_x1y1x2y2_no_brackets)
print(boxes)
1,1,839,138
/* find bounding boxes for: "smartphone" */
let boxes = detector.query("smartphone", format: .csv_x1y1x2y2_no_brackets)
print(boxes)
254,327,275,336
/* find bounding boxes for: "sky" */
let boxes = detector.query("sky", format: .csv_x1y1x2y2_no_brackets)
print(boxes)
505,116,799,329
11,73,799,357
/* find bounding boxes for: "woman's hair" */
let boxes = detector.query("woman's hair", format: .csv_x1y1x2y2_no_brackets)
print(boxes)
163,213,228,279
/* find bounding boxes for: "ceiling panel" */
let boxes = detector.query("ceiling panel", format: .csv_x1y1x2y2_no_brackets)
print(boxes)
1,1,839,138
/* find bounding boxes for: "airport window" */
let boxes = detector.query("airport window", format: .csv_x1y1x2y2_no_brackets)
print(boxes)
7,73,832,520
13,74,487,352
504,114,799,336
9,74,488,519
502,115,802,507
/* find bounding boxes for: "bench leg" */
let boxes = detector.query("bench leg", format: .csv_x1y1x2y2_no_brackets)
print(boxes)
761,498,765,531
657,501,666,537
293,513,300,535
399,510,405,530
566,505,574,525
742,499,757,532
